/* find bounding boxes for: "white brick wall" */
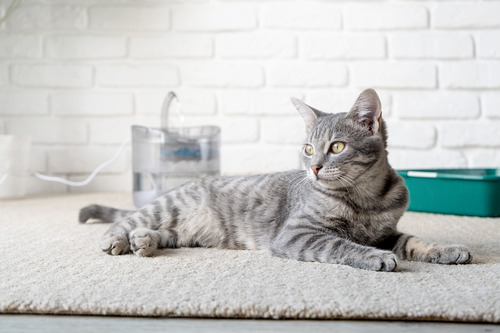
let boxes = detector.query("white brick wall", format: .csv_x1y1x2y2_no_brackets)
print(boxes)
345,5,428,30
51,92,133,116
172,5,256,32
7,5,87,30
130,35,213,59
0,0,499,196
96,64,179,87
0,91,49,115
432,3,500,29
262,3,341,30
45,35,127,59
12,64,93,88
0,34,42,58
89,6,169,31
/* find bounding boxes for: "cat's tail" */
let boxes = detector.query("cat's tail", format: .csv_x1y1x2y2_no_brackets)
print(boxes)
79,204,135,224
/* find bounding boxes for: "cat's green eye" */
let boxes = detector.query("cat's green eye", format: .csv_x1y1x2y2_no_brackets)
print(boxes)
331,142,345,154
304,144,314,156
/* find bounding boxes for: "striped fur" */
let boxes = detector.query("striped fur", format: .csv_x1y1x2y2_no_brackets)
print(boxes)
80,89,472,271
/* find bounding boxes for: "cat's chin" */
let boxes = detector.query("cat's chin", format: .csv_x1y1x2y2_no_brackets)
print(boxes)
309,175,346,191
318,181,345,191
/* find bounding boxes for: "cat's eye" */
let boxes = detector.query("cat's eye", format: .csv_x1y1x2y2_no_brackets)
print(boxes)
330,142,345,154
304,144,314,156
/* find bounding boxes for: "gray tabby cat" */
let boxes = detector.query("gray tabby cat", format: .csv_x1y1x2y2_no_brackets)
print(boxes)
80,89,472,271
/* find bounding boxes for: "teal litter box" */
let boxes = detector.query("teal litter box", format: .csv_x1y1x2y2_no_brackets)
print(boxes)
397,169,500,217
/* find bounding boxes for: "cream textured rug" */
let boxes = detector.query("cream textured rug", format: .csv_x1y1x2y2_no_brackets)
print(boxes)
1,193,499,322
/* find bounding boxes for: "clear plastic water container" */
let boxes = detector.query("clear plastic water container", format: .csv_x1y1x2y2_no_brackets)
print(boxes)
132,92,220,207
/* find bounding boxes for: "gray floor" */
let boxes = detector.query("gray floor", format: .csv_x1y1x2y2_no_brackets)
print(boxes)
0,315,499,333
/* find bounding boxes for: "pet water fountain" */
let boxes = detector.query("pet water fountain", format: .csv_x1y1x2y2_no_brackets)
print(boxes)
132,92,221,208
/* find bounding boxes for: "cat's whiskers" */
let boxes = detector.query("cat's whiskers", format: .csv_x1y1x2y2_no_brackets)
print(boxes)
335,175,352,197
291,175,309,194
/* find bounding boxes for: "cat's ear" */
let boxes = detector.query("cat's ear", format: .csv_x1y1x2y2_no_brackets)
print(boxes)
348,89,382,134
291,97,324,132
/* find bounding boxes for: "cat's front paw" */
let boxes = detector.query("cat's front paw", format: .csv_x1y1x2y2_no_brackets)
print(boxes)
101,234,130,255
129,228,158,257
427,245,472,265
355,250,399,272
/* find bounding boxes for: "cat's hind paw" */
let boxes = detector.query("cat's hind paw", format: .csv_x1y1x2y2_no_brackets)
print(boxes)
129,228,158,257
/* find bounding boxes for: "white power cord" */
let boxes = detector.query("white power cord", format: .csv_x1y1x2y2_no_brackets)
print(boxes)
0,138,130,187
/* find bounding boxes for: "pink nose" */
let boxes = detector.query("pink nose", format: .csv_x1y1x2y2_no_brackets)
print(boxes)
311,165,323,176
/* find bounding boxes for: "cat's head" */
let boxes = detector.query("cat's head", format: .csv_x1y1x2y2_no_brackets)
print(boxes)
291,89,388,189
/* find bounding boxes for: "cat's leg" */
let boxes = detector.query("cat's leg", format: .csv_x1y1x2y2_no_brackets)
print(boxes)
100,222,131,255
270,222,398,271
100,207,160,256
377,232,472,264
129,228,178,257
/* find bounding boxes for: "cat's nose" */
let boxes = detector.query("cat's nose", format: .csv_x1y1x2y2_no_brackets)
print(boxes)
311,165,323,176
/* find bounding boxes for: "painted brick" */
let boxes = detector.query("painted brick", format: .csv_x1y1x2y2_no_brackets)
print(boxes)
136,90,216,116
11,64,93,88
218,117,259,144
440,63,500,89
267,63,347,88
220,91,304,116
385,121,436,149
390,33,473,59
45,35,127,59
96,64,178,87
466,149,500,168
262,3,341,30
345,5,428,30
352,63,436,89
130,35,213,59
0,34,42,58
433,3,500,29
441,123,500,148
217,33,296,59
48,146,128,173
0,91,49,115
261,117,305,145
90,6,169,30
388,149,467,169
303,34,386,60
90,118,134,144
221,145,301,175
181,63,263,88
5,119,87,144
68,174,132,193
482,93,500,119
52,92,133,116
395,92,479,119
476,32,500,59
0,64,7,85
7,5,87,30
172,5,256,32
